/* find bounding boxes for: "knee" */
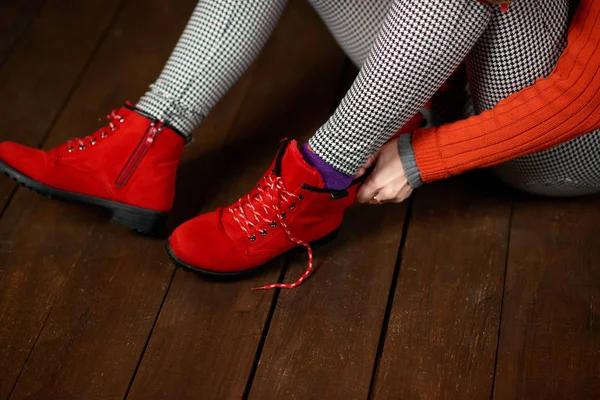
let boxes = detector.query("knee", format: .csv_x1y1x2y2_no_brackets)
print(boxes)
493,173,600,198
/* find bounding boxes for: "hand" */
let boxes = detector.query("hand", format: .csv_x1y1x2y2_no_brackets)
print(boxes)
356,140,414,204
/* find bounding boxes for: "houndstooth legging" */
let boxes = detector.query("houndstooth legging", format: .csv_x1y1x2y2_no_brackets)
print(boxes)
137,0,600,197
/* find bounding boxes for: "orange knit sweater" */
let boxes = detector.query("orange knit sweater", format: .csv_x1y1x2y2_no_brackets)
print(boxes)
413,0,600,183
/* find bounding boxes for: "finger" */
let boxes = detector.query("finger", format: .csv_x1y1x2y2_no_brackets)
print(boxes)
355,154,378,180
368,195,381,205
374,186,398,203
357,176,381,204
363,153,378,169
354,166,367,179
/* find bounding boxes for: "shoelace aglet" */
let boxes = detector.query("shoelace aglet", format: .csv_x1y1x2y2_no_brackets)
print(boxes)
251,282,299,291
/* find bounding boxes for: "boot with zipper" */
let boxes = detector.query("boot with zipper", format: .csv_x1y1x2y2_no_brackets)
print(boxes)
166,139,358,290
0,103,185,235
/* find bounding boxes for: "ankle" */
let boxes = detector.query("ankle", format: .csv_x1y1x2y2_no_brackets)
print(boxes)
129,103,192,144
300,143,353,190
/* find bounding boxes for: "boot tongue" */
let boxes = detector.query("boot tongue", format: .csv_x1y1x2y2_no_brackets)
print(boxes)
278,140,324,190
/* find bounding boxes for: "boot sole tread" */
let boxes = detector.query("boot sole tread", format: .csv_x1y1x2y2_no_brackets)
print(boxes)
165,228,340,280
0,160,167,236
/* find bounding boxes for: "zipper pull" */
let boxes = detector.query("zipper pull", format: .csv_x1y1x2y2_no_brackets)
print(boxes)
145,120,164,148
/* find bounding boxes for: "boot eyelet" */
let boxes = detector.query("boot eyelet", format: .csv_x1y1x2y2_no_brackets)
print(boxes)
78,144,86,150
298,195,304,201
100,132,108,138
288,204,295,210
248,234,257,242
270,222,277,228
119,117,125,123
67,146,74,152
110,125,117,131
89,138,97,145
281,212,286,219
260,229,267,236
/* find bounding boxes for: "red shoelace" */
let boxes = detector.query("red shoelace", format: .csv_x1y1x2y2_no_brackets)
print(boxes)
228,174,314,290
65,109,125,152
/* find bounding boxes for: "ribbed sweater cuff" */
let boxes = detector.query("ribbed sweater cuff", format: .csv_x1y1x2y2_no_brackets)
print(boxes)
411,127,450,182
397,134,424,188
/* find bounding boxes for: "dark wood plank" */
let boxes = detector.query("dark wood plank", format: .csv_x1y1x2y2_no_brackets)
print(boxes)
492,193,600,399
0,0,125,397
245,54,404,400
0,185,100,400
1,0,200,399
0,0,45,66
371,177,512,399
126,2,347,398
0,0,123,209
248,201,407,400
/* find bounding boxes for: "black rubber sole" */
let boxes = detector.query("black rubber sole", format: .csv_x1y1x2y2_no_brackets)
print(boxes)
1,160,168,236
166,228,340,280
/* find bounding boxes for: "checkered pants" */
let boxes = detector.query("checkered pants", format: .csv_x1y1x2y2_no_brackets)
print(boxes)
137,1,290,135
137,0,600,196
467,0,600,196
136,0,395,135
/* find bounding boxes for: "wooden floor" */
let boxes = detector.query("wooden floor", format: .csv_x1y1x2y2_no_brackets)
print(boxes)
0,1,599,399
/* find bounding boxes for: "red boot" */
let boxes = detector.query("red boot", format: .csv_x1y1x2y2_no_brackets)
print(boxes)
167,139,357,290
0,104,185,234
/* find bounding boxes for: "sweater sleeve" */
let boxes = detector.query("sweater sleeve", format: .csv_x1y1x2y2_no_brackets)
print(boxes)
411,0,600,183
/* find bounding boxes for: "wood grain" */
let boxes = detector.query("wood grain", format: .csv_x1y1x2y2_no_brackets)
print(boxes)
493,193,600,399
371,177,512,400
3,0,198,399
126,2,347,398
0,0,123,209
248,202,407,400
245,61,406,400
0,0,45,67
0,0,125,397
2,1,598,399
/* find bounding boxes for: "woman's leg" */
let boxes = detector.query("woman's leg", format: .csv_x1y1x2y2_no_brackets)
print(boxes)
136,0,289,138
311,0,470,129
306,0,492,178
308,0,393,69
166,0,500,286
466,0,600,197
0,0,291,235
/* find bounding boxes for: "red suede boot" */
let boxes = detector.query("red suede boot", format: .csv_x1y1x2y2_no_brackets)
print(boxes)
167,139,357,290
0,104,185,234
